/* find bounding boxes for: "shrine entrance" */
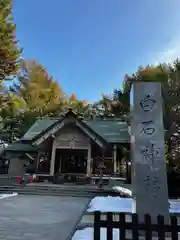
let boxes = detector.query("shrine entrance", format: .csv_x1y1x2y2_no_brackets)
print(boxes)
54,149,88,175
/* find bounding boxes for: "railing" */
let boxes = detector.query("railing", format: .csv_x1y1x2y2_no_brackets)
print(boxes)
94,211,180,240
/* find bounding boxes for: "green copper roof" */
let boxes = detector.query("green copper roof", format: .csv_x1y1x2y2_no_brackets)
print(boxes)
5,142,37,152
21,117,130,143
85,120,129,143
21,119,58,141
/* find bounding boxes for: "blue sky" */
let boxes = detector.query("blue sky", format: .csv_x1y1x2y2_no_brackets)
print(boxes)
13,0,180,103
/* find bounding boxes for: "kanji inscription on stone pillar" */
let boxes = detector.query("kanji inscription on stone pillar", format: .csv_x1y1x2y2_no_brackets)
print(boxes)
131,82,169,223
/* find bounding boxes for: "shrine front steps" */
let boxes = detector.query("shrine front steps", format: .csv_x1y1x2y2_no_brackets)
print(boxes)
0,184,121,198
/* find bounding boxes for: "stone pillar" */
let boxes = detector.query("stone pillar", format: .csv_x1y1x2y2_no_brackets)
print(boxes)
58,156,62,173
8,156,25,177
36,151,40,172
113,145,117,173
50,140,56,175
86,143,91,176
131,82,169,223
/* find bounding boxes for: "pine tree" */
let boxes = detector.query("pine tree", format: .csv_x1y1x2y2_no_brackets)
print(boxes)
0,0,22,83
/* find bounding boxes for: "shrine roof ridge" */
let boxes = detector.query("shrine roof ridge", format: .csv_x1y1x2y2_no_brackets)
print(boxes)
35,116,129,122
21,116,130,143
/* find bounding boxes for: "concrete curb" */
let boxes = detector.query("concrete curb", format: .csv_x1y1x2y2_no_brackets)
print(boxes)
66,198,92,240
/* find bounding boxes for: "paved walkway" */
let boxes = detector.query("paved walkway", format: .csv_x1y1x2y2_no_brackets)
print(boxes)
0,195,90,240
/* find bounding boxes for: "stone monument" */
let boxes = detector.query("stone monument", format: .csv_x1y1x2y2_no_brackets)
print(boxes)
131,82,169,223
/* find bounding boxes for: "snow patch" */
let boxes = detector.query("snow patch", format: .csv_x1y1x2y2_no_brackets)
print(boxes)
72,227,120,240
88,196,180,213
112,186,132,196
0,193,18,200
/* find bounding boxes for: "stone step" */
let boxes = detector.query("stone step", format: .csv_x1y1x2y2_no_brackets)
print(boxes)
24,186,99,192
0,185,97,192
23,186,117,195
3,191,93,198
0,186,118,198
0,187,102,194
0,185,95,196
0,186,96,193
24,185,101,191
0,188,95,197
0,186,92,191
0,183,120,198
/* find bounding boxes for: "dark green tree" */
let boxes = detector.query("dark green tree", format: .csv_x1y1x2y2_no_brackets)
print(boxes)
0,0,22,83
123,59,180,168
93,89,130,117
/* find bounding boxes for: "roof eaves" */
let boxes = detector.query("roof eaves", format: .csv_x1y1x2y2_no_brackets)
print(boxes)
5,142,37,153
31,118,64,143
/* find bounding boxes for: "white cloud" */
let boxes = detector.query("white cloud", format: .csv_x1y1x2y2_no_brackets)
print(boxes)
154,33,180,65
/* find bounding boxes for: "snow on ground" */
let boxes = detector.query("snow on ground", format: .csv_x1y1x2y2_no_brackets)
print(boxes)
112,186,132,197
88,196,180,213
88,196,131,213
72,227,120,240
0,193,18,199
73,196,180,239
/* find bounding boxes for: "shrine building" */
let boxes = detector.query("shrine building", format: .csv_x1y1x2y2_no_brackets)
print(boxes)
5,109,130,182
